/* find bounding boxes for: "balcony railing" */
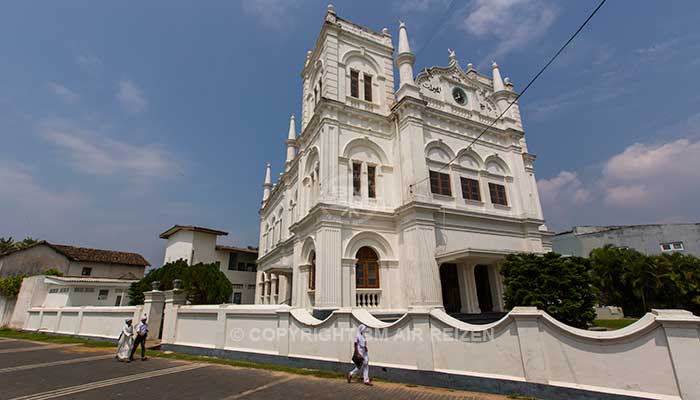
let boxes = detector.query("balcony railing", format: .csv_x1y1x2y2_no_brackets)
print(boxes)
356,288,381,308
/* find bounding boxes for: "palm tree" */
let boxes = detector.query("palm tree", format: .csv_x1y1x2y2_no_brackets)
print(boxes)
16,236,38,249
0,237,15,254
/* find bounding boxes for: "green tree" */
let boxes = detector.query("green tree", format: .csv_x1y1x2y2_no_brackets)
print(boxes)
0,237,15,254
500,252,597,328
128,259,232,305
16,236,39,249
0,275,27,298
589,245,647,316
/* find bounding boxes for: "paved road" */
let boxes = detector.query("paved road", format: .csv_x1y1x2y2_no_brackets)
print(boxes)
0,337,507,400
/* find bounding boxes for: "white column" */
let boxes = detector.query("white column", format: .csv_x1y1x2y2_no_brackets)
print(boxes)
465,263,481,313
341,258,356,308
315,225,342,310
457,262,470,314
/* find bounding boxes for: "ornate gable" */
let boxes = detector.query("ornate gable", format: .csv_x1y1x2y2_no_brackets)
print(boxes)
415,57,501,121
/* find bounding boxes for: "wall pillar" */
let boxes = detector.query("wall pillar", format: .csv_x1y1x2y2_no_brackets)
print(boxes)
511,307,547,384
655,309,700,399
488,264,505,312
143,289,166,339
161,289,186,344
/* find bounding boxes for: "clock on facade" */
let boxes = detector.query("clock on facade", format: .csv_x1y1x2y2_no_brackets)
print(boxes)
452,87,467,105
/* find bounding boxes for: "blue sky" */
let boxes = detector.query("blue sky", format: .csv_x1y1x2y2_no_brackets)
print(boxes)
2,0,700,265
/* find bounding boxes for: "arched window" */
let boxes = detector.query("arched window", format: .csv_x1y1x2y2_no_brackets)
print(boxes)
355,247,379,288
308,251,316,290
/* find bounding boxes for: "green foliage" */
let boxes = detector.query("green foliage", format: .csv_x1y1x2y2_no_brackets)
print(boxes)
590,245,700,317
0,275,27,298
0,236,40,254
500,252,597,328
129,259,232,305
43,268,64,276
0,237,16,254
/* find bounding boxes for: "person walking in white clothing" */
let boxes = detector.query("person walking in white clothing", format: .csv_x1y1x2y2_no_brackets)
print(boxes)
116,318,134,362
347,324,372,385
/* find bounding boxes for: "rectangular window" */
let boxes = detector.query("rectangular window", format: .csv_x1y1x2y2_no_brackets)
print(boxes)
97,289,109,301
489,183,508,206
114,295,122,306
232,284,244,289
247,284,256,289
661,242,684,252
59,288,69,293
352,162,362,196
364,74,372,102
228,253,238,270
350,70,359,98
81,267,92,276
237,262,246,271
49,288,58,294
429,170,452,196
460,177,481,201
367,165,376,198
318,79,322,100
232,292,242,304
246,263,257,272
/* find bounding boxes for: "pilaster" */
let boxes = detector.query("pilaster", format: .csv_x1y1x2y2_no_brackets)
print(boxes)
314,224,342,310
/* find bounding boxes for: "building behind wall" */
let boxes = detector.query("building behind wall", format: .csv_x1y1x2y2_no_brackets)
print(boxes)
160,225,258,304
256,5,552,318
553,223,700,257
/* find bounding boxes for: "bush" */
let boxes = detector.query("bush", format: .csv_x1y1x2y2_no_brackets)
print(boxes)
0,275,27,298
590,245,700,317
500,252,597,328
129,259,232,305
43,268,64,277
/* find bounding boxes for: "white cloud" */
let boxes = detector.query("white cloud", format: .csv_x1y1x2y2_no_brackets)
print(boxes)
0,163,86,210
538,170,590,206
116,79,147,114
40,120,175,179
462,0,556,59
75,54,102,73
242,0,305,30
47,83,80,104
539,136,700,230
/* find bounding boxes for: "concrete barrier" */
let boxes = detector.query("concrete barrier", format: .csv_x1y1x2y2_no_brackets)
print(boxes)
25,305,143,340
160,296,700,400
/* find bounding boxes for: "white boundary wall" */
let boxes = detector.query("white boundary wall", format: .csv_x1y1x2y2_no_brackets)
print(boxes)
25,306,143,339
0,295,15,327
161,303,700,400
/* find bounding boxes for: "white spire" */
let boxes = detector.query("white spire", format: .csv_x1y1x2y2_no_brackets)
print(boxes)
491,61,505,92
395,20,418,99
262,162,272,204
398,21,411,54
285,115,297,169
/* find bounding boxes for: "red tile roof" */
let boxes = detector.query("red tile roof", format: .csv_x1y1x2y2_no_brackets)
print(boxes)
1,241,150,267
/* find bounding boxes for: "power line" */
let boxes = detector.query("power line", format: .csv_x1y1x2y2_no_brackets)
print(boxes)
409,0,608,194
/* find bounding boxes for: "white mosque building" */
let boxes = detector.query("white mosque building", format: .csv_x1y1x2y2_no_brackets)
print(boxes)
256,5,552,318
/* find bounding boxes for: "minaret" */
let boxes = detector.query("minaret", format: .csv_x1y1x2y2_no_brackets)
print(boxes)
395,21,420,99
492,61,505,93
285,115,297,170
262,162,272,205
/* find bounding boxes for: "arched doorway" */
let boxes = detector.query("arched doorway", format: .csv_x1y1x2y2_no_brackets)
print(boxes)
355,247,379,288
440,263,461,313
474,265,494,312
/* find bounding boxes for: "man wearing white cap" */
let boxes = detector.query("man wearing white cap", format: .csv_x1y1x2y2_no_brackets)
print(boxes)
130,315,149,361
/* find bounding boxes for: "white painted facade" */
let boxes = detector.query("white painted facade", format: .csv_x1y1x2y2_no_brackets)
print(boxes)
161,225,258,304
257,6,552,315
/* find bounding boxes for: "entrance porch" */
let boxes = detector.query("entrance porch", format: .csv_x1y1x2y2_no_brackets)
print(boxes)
437,250,507,316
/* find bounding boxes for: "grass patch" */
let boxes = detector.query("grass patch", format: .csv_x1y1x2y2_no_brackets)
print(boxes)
593,319,638,330
0,328,114,347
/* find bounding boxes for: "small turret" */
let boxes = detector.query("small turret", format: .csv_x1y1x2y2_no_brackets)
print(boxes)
285,115,297,170
395,21,420,100
492,61,505,93
262,162,272,205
